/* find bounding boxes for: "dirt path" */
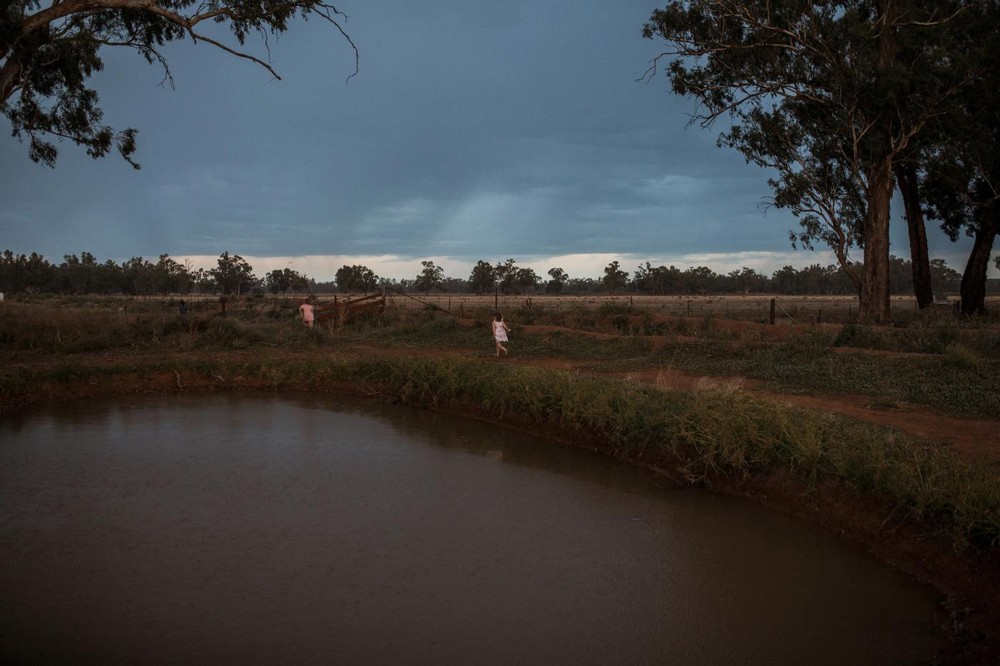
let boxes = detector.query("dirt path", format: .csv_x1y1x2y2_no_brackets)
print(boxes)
585,365,998,461
451,321,1000,462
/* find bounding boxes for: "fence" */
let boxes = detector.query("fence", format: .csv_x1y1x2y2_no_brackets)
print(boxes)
313,292,386,328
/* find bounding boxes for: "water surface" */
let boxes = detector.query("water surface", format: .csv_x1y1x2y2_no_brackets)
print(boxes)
0,393,940,664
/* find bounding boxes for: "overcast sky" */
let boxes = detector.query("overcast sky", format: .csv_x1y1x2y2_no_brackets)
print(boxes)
0,0,986,282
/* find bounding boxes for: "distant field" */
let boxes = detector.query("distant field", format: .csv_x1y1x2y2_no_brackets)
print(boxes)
43,291,998,327
369,292,1000,326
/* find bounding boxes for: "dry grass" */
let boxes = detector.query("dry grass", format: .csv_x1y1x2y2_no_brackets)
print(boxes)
376,292,1000,326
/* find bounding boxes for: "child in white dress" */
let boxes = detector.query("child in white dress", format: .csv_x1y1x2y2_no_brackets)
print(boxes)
492,312,510,357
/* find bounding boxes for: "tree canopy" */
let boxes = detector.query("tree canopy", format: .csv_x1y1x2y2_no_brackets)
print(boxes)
643,0,983,320
334,264,378,292
414,260,445,294
1,0,357,167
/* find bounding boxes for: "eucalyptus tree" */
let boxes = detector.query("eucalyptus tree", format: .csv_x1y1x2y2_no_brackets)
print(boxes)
121,256,155,295
601,260,629,294
211,251,256,296
1,1,357,167
514,266,541,294
334,264,378,293
633,262,683,294
491,259,536,295
152,253,192,294
545,267,568,294
725,266,769,294
918,0,1000,315
60,251,98,294
265,268,308,295
888,1,995,309
414,260,445,294
493,258,519,295
468,260,496,295
643,0,970,321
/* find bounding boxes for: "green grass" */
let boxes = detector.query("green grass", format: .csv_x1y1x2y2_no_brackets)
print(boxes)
4,298,997,418
641,337,1000,419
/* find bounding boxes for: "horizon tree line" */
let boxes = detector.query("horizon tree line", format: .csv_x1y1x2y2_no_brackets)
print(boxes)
3,249,988,304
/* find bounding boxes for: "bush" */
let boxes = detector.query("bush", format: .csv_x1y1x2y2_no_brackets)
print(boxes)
834,323,876,348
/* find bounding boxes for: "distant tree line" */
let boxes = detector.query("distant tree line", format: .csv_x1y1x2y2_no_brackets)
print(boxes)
0,250,310,297
4,249,990,302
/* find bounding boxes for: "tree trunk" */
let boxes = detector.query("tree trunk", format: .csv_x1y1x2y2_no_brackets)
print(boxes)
960,208,998,316
856,0,900,323
859,160,894,322
894,163,934,308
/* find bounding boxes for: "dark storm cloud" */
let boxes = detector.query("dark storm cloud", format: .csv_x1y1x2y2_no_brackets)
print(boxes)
0,0,978,280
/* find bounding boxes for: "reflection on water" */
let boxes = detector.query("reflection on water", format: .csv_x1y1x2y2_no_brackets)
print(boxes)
0,393,940,664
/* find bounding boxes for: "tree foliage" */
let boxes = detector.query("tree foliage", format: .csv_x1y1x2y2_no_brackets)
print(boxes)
334,264,378,292
264,267,309,295
917,0,1000,315
414,260,445,293
1,1,357,167
643,0,976,321
602,260,628,294
545,267,568,294
468,260,495,295
493,258,540,295
210,251,255,296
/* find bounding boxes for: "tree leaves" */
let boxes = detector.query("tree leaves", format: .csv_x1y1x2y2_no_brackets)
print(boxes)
1,1,357,167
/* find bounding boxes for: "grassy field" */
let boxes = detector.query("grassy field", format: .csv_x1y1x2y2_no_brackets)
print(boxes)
2,292,999,417
385,291,1000,325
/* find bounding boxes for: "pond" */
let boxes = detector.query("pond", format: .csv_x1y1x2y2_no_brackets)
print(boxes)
0,393,941,664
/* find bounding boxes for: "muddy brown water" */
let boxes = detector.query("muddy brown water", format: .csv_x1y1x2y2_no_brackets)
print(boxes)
1,393,941,664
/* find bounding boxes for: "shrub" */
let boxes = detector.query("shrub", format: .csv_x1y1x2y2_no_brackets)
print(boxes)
944,343,981,370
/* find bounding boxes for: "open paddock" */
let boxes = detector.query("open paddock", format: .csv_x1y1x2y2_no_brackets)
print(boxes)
9,292,996,330
374,292,1000,327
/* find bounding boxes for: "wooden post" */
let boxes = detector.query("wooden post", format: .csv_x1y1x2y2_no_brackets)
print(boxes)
769,298,776,325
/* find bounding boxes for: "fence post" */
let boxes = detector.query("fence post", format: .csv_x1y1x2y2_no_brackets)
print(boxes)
769,298,776,325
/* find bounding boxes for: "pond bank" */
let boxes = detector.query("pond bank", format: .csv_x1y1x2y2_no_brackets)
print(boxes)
1,349,998,664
